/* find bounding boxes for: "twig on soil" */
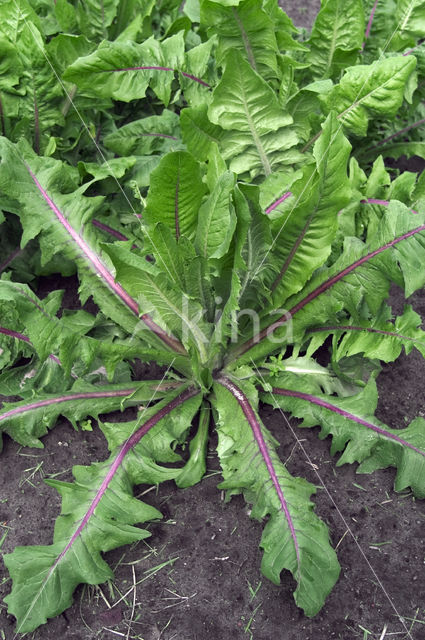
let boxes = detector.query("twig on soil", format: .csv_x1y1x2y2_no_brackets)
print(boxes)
124,566,137,640
379,624,388,640
150,589,197,613
96,585,112,609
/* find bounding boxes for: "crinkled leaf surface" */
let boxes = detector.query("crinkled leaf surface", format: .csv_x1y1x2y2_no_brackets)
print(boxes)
261,376,425,497
0,379,167,448
63,33,208,106
4,387,201,633
213,377,340,617
307,0,364,78
1,1,425,633
324,56,417,136
143,151,207,241
208,50,299,178
200,0,279,75
0,138,186,358
266,112,351,306
233,201,425,363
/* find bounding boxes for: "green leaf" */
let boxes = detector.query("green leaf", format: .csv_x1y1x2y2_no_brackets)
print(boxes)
267,112,351,306
0,323,33,372
307,0,364,78
0,280,65,363
75,0,120,41
3,387,201,633
208,50,299,178
231,200,425,364
109,0,155,41
183,253,215,322
361,140,425,162
184,0,201,21
64,33,186,105
176,400,210,487
144,151,207,241
180,37,215,107
235,183,272,310
180,104,225,161
195,170,237,259
262,355,358,396
145,223,186,289
0,139,185,357
324,56,417,136
0,39,23,91
0,23,64,153
263,0,307,53
103,244,212,363
0,380,167,448
54,0,78,33
213,377,340,617
0,0,41,43
261,377,425,497
200,0,279,75
326,304,425,362
395,0,425,38
104,110,180,156
46,33,93,74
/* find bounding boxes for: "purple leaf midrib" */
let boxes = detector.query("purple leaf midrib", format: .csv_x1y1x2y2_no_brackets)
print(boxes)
403,42,425,56
238,221,425,354
33,91,39,155
0,388,138,423
91,218,139,250
174,171,180,240
287,223,425,318
3,281,49,316
47,386,198,578
362,0,379,49
0,247,23,273
26,165,139,315
308,324,423,343
265,191,292,214
270,386,425,458
0,327,30,344
217,376,301,573
0,326,61,366
365,118,425,150
91,220,155,260
25,165,186,355
361,198,419,214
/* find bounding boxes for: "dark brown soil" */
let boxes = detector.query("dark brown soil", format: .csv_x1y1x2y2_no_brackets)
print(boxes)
1,3,425,640
1,283,425,640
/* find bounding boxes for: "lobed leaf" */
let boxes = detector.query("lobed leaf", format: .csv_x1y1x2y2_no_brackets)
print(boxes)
208,50,299,178
200,0,279,76
266,112,351,306
213,376,340,617
260,377,425,497
0,379,169,448
323,56,417,136
63,33,209,106
4,386,201,633
0,139,186,356
307,0,364,79
103,110,181,156
232,200,425,363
